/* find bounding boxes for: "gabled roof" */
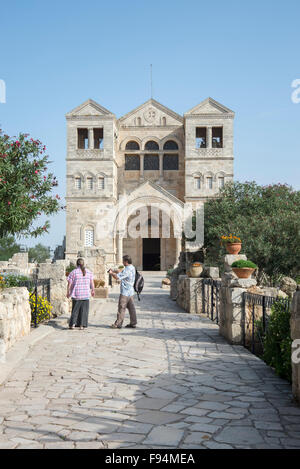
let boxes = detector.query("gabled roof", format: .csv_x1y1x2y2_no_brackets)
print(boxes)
184,97,235,117
119,98,183,124
66,99,115,118
130,179,184,207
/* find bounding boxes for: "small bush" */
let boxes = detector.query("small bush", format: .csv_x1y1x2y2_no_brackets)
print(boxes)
0,273,30,288
262,300,292,382
30,294,52,325
232,260,257,269
167,268,174,277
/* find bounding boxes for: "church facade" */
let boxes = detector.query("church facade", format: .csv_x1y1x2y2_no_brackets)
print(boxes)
65,97,235,274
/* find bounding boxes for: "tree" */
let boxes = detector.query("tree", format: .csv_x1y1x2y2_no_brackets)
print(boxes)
0,130,62,238
0,236,21,261
204,181,300,282
28,243,51,263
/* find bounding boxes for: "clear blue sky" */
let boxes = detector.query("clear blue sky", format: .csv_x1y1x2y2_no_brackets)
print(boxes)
1,0,299,251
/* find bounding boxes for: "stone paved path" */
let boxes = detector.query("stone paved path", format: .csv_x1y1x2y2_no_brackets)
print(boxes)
1,272,300,449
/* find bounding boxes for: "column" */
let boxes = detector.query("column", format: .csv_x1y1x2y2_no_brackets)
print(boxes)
140,154,144,179
88,128,94,149
174,237,181,267
207,127,212,149
159,153,163,178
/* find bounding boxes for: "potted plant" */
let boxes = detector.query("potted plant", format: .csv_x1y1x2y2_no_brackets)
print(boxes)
221,235,242,255
190,262,203,278
231,260,257,279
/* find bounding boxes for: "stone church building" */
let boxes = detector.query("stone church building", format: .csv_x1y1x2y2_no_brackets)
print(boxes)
65,97,234,275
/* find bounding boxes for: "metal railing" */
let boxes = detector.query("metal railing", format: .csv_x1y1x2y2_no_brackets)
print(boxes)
242,292,290,354
201,278,222,324
19,278,51,328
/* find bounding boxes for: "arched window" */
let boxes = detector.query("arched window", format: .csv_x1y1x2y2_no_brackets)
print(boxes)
75,177,82,189
84,228,94,247
125,155,140,170
163,154,179,170
87,177,93,190
144,154,159,170
125,141,140,151
194,177,201,190
98,177,105,189
145,140,159,151
163,140,178,150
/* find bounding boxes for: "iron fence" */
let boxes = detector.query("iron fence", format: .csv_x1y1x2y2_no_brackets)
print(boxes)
18,278,51,328
242,292,290,354
200,278,222,324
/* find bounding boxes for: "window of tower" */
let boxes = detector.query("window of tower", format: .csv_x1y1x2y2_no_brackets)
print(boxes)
196,127,207,148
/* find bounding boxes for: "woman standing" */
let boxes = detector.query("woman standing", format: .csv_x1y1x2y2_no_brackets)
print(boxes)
67,258,95,330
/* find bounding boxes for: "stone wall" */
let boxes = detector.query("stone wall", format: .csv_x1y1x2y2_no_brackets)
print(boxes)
291,292,300,403
0,252,36,276
0,287,31,362
37,263,69,317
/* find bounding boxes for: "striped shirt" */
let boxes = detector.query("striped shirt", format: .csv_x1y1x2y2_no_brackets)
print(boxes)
67,267,94,300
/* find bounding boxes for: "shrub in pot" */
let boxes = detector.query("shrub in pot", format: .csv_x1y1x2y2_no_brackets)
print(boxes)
231,259,257,279
221,235,242,255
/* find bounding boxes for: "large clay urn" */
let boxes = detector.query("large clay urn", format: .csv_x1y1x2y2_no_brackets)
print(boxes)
190,263,203,278
226,243,242,255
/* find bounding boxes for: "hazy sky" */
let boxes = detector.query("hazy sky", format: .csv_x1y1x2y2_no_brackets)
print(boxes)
1,0,299,251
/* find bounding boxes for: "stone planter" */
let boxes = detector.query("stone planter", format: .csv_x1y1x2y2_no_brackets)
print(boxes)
232,267,255,279
226,243,242,255
190,263,203,278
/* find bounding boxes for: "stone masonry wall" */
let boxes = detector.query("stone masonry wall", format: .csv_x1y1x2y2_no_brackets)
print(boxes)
37,263,69,317
291,292,300,403
0,287,31,362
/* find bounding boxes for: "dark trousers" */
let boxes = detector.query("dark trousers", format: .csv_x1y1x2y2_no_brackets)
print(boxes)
69,299,89,328
115,294,137,327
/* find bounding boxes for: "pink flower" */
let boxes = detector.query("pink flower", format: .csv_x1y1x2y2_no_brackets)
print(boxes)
35,170,38,174
8,201,11,205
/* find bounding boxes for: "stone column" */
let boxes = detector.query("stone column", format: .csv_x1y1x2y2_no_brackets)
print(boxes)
88,128,94,149
207,127,212,149
159,154,163,178
140,154,144,179
117,234,123,265
174,237,181,267
291,292,300,403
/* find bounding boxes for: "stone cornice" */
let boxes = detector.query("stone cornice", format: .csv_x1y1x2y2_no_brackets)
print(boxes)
66,196,117,203
185,157,234,161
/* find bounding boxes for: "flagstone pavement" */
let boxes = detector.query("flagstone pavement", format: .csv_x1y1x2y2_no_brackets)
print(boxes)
1,272,300,449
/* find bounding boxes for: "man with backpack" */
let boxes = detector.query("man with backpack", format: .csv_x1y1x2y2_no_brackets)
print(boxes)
108,255,139,329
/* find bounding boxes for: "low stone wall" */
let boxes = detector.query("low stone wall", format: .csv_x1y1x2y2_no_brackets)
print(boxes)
291,292,300,403
37,263,69,317
0,287,31,362
177,275,203,314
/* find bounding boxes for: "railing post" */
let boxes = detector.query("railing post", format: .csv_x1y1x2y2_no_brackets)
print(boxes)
211,281,214,321
34,276,38,328
251,303,255,354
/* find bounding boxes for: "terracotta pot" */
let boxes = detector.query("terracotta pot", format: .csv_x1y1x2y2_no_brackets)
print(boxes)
190,264,203,278
226,243,242,255
232,267,255,279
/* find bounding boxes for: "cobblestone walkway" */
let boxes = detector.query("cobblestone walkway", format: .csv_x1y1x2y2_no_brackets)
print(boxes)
1,273,300,449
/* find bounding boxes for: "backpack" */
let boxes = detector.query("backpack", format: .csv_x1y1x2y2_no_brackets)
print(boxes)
134,269,144,301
